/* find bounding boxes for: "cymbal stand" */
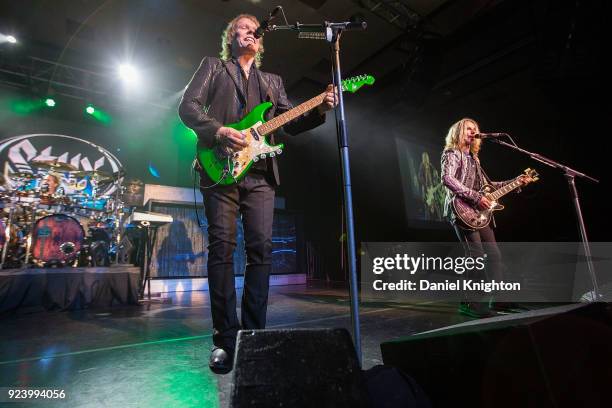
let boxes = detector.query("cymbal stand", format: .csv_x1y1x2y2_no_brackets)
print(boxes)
23,203,38,266
0,205,15,269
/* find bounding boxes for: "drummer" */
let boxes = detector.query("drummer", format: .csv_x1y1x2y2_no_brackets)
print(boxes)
42,172,63,196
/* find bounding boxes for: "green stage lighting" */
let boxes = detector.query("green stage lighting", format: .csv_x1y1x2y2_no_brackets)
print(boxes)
84,104,112,125
44,98,56,107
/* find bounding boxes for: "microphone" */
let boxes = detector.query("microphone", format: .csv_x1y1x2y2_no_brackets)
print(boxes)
475,133,506,139
254,6,282,39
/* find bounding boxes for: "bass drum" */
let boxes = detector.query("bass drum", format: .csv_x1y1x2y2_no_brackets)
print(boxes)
31,214,84,266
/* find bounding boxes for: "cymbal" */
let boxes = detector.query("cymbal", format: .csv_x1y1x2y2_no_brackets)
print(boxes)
30,159,77,172
70,170,116,182
10,172,37,180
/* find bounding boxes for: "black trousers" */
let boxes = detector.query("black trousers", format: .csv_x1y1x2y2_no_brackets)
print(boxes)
202,173,275,350
454,223,503,300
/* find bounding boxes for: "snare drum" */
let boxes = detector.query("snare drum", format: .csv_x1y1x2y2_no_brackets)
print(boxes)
38,194,71,213
31,214,84,265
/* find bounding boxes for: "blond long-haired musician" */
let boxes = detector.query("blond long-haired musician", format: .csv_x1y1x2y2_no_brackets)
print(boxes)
441,118,532,318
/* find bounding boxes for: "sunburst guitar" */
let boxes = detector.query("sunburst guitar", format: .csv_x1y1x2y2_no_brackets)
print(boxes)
197,75,375,185
452,168,539,229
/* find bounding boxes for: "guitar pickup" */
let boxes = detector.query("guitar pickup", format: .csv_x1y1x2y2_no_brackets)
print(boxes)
251,127,261,141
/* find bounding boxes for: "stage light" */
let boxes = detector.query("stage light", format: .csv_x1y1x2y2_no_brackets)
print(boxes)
1,34,17,44
118,64,139,83
84,104,112,124
44,98,56,107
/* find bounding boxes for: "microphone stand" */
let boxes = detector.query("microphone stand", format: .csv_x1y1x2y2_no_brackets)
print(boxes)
489,137,601,300
269,20,366,365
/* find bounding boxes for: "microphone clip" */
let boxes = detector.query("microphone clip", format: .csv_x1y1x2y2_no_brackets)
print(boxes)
254,6,283,39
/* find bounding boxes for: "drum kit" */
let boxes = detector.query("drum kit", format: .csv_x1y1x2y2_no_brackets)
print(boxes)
0,159,127,268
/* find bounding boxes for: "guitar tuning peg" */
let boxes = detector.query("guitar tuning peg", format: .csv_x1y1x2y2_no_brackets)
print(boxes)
276,149,282,155
253,156,259,162
260,153,266,159
269,152,276,158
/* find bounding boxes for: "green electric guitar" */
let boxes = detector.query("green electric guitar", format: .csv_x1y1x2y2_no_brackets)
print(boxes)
197,74,375,185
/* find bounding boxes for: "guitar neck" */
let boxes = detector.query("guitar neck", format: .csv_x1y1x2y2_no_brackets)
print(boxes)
257,92,326,136
489,178,522,201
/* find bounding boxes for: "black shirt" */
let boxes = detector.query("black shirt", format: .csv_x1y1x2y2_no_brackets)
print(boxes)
237,61,268,172
463,151,484,191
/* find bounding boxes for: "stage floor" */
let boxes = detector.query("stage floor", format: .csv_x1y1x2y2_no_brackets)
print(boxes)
1,283,475,407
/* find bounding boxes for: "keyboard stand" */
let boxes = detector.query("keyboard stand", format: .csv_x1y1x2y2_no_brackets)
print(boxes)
137,223,170,304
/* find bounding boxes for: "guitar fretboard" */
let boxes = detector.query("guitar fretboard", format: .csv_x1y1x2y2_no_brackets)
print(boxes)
257,92,327,136
490,178,522,201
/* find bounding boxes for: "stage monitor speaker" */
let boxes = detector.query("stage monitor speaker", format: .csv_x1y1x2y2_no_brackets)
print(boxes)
231,328,367,408
380,303,612,408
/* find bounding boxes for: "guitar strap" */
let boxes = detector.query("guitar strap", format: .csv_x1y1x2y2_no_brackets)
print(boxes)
255,70,276,145
473,155,498,228
479,166,494,186
473,154,496,188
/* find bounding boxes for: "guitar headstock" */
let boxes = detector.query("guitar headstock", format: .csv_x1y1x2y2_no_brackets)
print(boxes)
523,168,540,183
341,75,375,94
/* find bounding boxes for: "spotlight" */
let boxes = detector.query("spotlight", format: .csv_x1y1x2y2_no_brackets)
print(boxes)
0,34,17,44
84,104,112,124
44,98,56,107
118,64,139,83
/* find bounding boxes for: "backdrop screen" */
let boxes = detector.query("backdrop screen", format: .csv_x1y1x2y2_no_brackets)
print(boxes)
396,137,447,226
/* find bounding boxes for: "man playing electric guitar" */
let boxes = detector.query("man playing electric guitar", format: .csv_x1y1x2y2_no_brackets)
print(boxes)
441,118,535,318
179,13,337,374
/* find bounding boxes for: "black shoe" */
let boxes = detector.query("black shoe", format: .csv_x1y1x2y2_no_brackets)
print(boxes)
459,301,495,318
209,346,234,374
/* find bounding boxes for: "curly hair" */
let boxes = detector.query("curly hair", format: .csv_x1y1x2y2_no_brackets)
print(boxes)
220,14,264,68
444,117,482,157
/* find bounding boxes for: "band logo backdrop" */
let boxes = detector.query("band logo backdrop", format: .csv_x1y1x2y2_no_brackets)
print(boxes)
0,134,123,195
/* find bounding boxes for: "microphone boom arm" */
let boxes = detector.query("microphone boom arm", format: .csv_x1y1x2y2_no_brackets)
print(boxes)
488,136,600,301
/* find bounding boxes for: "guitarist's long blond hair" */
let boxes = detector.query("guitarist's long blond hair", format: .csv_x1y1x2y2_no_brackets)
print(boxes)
220,14,265,68
444,118,482,158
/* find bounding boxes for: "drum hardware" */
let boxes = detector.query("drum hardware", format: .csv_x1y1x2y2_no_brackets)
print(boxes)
0,209,12,269
89,240,111,267
24,231,32,265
